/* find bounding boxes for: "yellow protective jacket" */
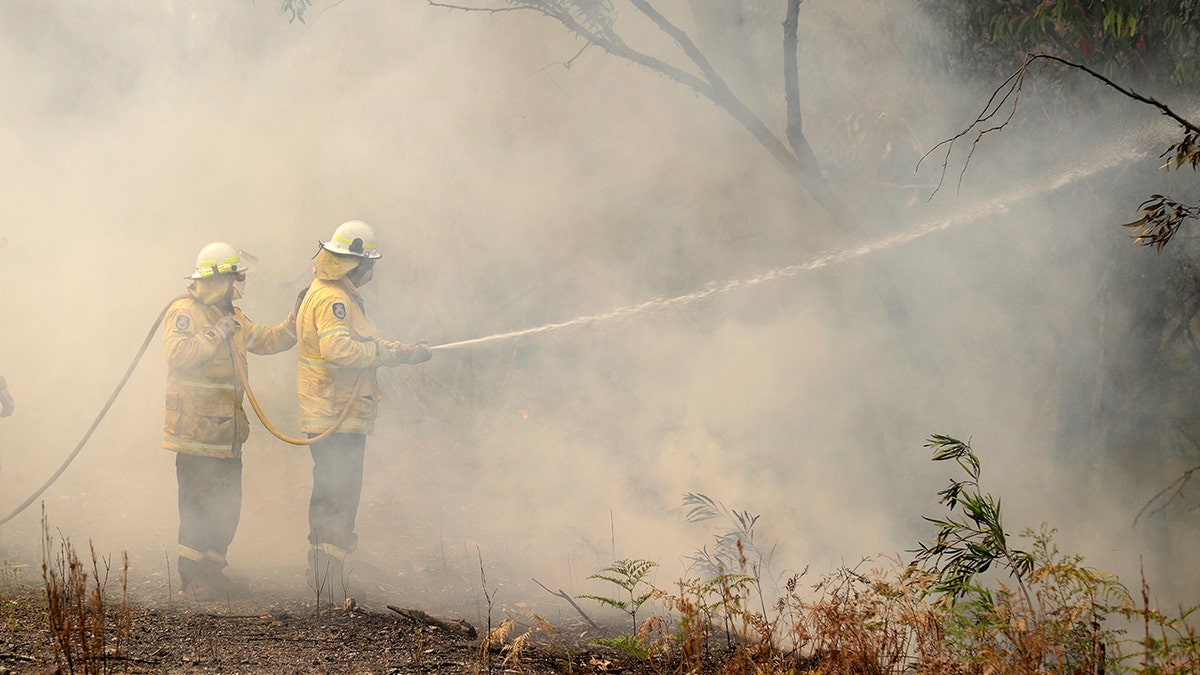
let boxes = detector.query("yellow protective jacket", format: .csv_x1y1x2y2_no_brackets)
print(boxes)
296,270,401,435
162,279,297,457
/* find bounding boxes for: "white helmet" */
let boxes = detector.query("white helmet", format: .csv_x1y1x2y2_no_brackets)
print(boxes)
321,220,382,259
189,242,249,279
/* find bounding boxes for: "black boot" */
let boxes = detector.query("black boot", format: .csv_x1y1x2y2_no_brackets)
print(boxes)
179,559,226,602
208,567,249,597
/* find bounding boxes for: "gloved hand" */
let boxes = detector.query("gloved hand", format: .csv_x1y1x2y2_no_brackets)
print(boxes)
0,387,13,418
372,339,400,367
213,315,239,341
393,341,432,364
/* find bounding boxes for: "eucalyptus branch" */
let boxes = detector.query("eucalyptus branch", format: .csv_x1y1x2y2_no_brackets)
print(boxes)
913,435,1037,618
1124,196,1200,251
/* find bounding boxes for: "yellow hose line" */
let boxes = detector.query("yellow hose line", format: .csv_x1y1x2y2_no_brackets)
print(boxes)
234,333,366,446
0,295,362,526
0,295,186,527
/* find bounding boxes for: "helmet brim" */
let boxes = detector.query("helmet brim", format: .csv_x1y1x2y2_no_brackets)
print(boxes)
188,264,251,280
320,242,381,259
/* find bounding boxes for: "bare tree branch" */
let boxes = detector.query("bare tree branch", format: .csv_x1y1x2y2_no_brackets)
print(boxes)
430,2,720,98
922,52,1200,201
531,578,599,628
627,0,810,183
1033,53,1200,136
628,0,837,218
428,2,524,14
1136,459,1200,526
430,0,842,220
918,60,1029,199
782,0,803,156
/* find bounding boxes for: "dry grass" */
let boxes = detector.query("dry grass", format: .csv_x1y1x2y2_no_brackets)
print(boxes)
19,435,1200,675
476,550,1191,674
40,508,132,675
483,520,1198,674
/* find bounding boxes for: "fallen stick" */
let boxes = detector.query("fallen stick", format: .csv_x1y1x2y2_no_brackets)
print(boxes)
387,605,478,639
532,578,599,629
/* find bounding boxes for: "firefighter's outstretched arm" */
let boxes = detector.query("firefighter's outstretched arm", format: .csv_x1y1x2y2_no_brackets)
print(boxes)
243,311,297,356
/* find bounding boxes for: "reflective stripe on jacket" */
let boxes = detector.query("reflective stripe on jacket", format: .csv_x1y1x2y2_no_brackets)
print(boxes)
296,277,395,434
162,290,296,457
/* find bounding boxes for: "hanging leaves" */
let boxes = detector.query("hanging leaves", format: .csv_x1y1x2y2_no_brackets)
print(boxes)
1124,195,1200,252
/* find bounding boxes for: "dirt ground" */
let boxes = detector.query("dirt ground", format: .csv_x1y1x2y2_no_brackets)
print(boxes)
0,424,669,673
0,540,657,672
0,568,643,674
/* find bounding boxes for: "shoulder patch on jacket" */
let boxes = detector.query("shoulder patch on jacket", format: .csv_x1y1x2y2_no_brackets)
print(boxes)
174,314,192,331
331,302,347,320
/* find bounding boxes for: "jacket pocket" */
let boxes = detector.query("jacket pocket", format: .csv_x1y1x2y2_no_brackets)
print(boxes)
193,401,235,445
164,393,183,436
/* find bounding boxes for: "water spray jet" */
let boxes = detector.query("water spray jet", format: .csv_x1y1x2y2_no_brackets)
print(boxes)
431,145,1146,353
0,142,1150,528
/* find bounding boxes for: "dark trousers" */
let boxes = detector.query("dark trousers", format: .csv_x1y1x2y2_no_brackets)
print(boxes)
308,432,366,554
176,454,242,583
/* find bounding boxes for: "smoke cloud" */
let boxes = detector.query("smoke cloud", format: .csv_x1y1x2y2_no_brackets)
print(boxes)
1,0,1195,621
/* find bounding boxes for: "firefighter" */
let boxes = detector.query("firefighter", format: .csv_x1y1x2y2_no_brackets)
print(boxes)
295,220,431,596
0,376,12,417
163,242,297,600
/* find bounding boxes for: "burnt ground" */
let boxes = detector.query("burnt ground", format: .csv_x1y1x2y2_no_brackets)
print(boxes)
0,565,646,674
0,422,681,673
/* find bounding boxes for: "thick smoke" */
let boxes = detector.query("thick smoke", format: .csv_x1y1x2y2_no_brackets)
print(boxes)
0,0,1195,622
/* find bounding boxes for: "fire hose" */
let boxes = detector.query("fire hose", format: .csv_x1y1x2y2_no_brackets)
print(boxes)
0,296,364,527
234,331,366,447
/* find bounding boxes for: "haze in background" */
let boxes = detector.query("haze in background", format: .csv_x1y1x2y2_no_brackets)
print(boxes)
0,0,1193,622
